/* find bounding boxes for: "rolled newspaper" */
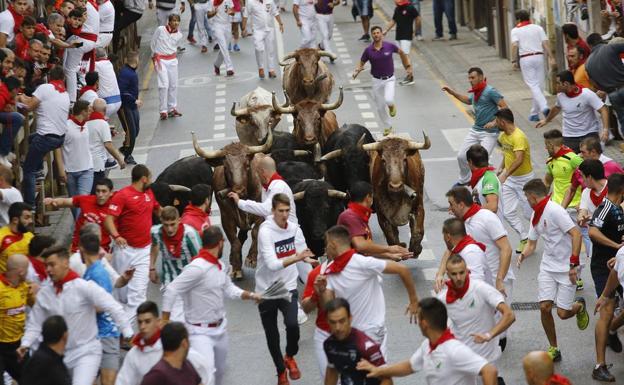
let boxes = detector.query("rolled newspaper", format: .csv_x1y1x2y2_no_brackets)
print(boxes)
260,280,292,301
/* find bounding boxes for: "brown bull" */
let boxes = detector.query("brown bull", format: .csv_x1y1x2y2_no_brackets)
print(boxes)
280,48,336,104
272,87,343,147
364,133,431,256
192,130,273,280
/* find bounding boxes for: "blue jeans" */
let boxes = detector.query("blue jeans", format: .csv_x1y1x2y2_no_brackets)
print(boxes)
66,169,94,218
22,133,65,207
433,0,457,37
188,5,213,39
0,112,23,156
410,0,422,35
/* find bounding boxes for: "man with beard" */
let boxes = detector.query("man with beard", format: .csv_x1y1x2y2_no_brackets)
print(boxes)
161,226,261,385
180,184,212,235
0,202,34,273
104,165,161,322
149,206,201,322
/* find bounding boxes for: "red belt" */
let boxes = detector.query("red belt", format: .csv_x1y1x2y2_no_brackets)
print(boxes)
152,53,177,70
79,32,98,42
520,52,543,58
191,318,223,328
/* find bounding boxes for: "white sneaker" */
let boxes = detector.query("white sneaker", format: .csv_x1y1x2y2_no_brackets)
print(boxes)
416,34,423,41
0,156,11,168
297,305,308,325
6,152,15,162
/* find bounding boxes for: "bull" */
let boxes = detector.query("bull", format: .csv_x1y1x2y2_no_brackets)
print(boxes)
269,131,312,165
276,161,320,188
191,130,273,280
363,133,431,256
231,87,284,146
280,48,336,104
292,180,347,256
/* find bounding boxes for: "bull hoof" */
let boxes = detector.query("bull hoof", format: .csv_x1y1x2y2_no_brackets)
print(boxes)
410,244,423,258
244,257,257,269
230,270,244,281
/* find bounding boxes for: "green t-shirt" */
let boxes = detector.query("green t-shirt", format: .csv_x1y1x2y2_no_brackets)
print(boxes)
480,171,500,196
546,152,583,206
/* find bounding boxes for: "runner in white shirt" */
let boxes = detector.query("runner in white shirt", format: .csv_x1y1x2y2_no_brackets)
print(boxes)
151,14,183,120
517,178,589,362
243,0,284,79
115,301,215,385
357,297,499,385
18,246,134,385
293,0,316,48
441,218,490,283
96,0,115,48
577,159,609,228
94,48,122,118
0,0,29,47
86,99,126,185
0,165,22,227
78,72,99,105
317,224,419,357
208,0,236,76
437,255,515,384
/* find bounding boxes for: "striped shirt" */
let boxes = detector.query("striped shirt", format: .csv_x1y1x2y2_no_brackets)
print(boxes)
151,224,202,285
590,198,624,275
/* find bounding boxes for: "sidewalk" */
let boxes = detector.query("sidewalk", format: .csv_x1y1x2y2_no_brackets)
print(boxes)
375,0,624,170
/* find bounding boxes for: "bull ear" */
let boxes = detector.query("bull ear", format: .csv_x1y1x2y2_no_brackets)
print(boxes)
293,191,305,200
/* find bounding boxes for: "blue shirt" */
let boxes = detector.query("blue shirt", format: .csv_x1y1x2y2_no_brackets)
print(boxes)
118,64,139,109
83,260,120,338
360,41,399,79
469,85,503,133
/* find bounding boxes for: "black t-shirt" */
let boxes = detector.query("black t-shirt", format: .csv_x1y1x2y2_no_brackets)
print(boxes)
590,198,624,274
392,4,419,41
324,328,386,385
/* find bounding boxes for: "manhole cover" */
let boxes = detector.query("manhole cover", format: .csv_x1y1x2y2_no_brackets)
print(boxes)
511,302,541,311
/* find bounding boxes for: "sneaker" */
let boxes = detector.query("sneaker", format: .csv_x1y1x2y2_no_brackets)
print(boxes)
168,109,183,118
416,34,423,41
528,114,540,122
226,70,235,77
358,34,370,42
187,36,197,44
214,65,221,76
575,296,589,330
449,34,458,40
125,155,137,165
576,278,584,291
383,127,393,136
159,112,168,120
0,156,11,168
399,75,415,85
214,43,220,50
268,71,277,79
6,152,15,162
432,35,445,41
277,371,290,385
297,306,308,324
498,337,507,352
283,355,301,380
104,159,118,170
515,239,528,254
233,43,240,51
177,46,186,53
388,105,397,117
547,346,562,362
34,169,45,181
592,364,616,382
608,332,623,353
201,45,208,53
259,68,266,79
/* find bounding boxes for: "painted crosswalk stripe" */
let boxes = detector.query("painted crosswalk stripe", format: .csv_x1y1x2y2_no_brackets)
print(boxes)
215,98,226,105
214,124,225,131
214,133,225,138
364,121,378,129
216,90,226,96
215,115,225,122
215,106,225,113
358,103,371,109
216,84,226,89
354,94,367,101
361,112,375,119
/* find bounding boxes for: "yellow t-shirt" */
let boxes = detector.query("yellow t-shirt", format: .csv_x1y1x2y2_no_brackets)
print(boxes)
0,227,33,272
498,128,533,176
0,277,31,343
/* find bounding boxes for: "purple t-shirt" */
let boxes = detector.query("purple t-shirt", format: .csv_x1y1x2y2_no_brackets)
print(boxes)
140,359,201,385
315,0,333,14
360,41,399,79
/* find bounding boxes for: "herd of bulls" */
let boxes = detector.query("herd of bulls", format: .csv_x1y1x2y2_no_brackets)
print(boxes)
152,48,432,279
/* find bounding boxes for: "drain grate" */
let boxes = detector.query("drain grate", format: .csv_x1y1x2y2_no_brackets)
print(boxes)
511,302,541,311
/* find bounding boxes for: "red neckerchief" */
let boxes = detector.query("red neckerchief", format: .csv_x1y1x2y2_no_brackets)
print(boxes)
262,173,284,190
325,249,356,274
429,328,456,352
548,374,572,385
69,115,85,132
549,145,574,162
564,84,583,98
87,0,99,9
445,272,470,304
468,79,487,104
0,230,23,253
28,256,47,281
469,166,495,188
191,248,221,270
88,111,106,121
347,202,373,223
131,328,161,351
7,4,24,34
0,273,16,288
531,195,551,226
590,183,608,207
162,224,184,258
35,23,50,36
49,80,66,93
68,25,82,36
53,270,79,294
516,20,531,28
462,204,481,221
165,25,178,34
451,235,486,253
78,85,97,97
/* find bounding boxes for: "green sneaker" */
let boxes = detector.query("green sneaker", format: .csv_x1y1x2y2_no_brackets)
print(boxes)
515,238,528,254
383,127,393,136
388,105,397,117
576,278,584,291
575,296,589,330
547,346,562,362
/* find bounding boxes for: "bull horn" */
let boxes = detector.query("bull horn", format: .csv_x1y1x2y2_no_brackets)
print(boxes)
313,143,322,162
293,191,305,200
272,91,295,114
217,188,230,198
293,150,311,157
192,131,226,159
319,149,342,161
327,189,347,199
279,52,296,66
404,185,418,200
314,73,328,83
248,126,273,154
318,50,338,61
356,133,367,149
362,141,383,152
407,131,432,150
321,87,343,111
231,102,249,117
169,184,191,192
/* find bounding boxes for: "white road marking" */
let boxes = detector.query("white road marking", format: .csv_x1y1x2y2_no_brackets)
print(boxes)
178,148,197,158
214,124,225,130
342,59,352,64
215,115,225,122
216,84,226,89
215,98,226,105
216,90,226,96
287,115,294,122
352,88,364,93
337,47,348,53
354,94,368,101
364,121,378,129
215,106,226,113
335,41,345,47
422,268,439,281
133,137,239,152
441,128,470,152
349,79,361,84
418,249,435,261
214,133,226,138
361,112,375,119
422,157,457,162
357,103,371,109
339,53,350,58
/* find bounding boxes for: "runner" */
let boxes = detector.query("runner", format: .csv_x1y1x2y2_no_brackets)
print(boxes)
151,13,183,120
523,351,573,385
208,0,236,76
293,0,317,48
0,202,34,273
314,0,339,58
466,144,502,216
301,263,330,379
244,0,284,79
383,0,419,85
441,217,490,283
180,184,212,234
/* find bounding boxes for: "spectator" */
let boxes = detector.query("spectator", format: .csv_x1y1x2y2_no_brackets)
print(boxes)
600,0,623,40
0,49,15,78
0,202,33,273
562,23,590,63
180,183,212,234
20,315,71,385
114,0,147,52
94,48,122,119
14,16,36,60
432,0,457,41
79,71,99,105
25,234,55,284
0,165,22,226
86,98,126,187
566,46,591,88
96,0,116,48
0,76,24,167
0,0,30,48
118,51,141,165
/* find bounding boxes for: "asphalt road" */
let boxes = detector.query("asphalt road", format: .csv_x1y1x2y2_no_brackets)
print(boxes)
107,3,620,384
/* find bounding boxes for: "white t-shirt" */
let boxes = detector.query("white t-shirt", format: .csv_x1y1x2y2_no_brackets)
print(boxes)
33,84,70,136
293,0,316,18
464,209,514,281
79,89,98,105
94,60,121,99
326,253,387,331
98,0,115,32
0,10,16,44
83,1,100,34
409,338,488,385
579,182,607,216
510,24,547,55
437,279,504,362
456,244,490,284
248,0,279,31
472,174,504,221
0,187,22,226
209,0,235,25
63,119,94,172
555,88,604,138
86,118,112,172
150,25,183,56
528,200,577,273
613,246,624,287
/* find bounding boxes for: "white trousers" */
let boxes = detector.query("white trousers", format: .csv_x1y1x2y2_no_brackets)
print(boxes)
157,8,176,26
213,23,234,71
112,244,150,324
188,322,228,385
457,128,499,184
64,36,97,102
372,76,395,128
96,33,113,48
300,15,317,48
316,14,334,54
398,39,411,53
105,101,121,118
156,57,178,113
519,54,548,116
194,2,212,47
65,343,103,385
253,28,277,71
313,327,330,380
502,172,534,239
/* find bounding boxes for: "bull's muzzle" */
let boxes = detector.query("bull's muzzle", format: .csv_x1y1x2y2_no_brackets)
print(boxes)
388,181,404,192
